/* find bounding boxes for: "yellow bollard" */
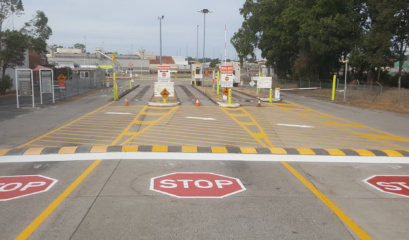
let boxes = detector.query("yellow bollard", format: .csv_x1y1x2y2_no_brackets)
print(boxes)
228,88,232,105
332,75,336,101
270,88,273,103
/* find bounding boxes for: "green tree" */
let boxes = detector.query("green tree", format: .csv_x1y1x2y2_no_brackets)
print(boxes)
391,3,409,90
231,22,257,68
74,43,86,53
209,58,220,68
21,10,52,53
0,30,28,78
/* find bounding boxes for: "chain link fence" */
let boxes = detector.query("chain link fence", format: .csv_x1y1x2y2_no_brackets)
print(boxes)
57,69,106,99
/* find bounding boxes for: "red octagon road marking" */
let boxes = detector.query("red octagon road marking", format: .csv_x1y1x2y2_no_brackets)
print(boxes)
0,175,58,201
364,175,409,197
150,172,246,198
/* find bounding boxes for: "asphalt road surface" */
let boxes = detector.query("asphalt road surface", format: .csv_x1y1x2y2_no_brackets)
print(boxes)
0,76,409,240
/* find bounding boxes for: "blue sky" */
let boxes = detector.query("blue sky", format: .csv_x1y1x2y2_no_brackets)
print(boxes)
8,0,256,60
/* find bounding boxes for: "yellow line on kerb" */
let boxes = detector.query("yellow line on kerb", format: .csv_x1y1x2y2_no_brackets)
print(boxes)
280,161,372,239
16,160,102,240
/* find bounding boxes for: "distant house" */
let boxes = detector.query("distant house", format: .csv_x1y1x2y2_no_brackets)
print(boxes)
390,60,409,74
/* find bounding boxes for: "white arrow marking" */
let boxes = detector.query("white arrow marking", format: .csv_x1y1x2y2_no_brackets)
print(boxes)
186,116,216,121
277,123,314,128
105,112,132,115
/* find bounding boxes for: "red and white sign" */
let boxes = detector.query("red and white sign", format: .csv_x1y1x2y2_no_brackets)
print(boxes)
0,175,58,201
158,66,171,82
150,172,246,198
225,76,230,81
364,175,409,197
59,82,66,88
221,66,234,75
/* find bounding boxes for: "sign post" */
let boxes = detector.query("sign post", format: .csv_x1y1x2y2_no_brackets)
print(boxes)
15,69,34,109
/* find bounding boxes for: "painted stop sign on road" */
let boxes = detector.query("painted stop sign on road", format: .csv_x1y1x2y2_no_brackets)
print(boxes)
150,172,246,198
364,175,409,197
0,175,58,201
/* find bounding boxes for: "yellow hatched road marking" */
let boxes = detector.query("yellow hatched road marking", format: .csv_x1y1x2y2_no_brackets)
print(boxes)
17,103,178,240
222,107,274,148
272,100,409,151
113,106,180,145
358,133,409,142
18,101,115,148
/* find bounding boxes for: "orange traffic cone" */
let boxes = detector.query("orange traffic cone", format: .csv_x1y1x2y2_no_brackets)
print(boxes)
125,97,129,106
196,97,200,106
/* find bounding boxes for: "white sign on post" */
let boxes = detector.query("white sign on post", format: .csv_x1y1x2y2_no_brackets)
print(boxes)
220,75,234,88
40,69,54,104
154,82,175,97
220,66,234,88
257,77,272,89
15,69,34,108
158,66,171,82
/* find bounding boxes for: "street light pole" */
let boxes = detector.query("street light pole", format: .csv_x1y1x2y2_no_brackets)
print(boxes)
198,9,212,86
196,25,199,64
158,15,164,65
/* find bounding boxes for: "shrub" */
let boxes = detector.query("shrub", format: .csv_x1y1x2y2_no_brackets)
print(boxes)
0,75,13,95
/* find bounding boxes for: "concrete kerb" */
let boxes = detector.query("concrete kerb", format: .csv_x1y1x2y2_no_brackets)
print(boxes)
147,102,180,107
191,84,241,108
1,146,408,157
217,102,240,108
259,97,282,103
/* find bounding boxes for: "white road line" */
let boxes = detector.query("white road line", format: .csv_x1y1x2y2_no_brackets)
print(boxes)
186,117,216,121
0,152,408,164
105,112,132,115
277,123,314,128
